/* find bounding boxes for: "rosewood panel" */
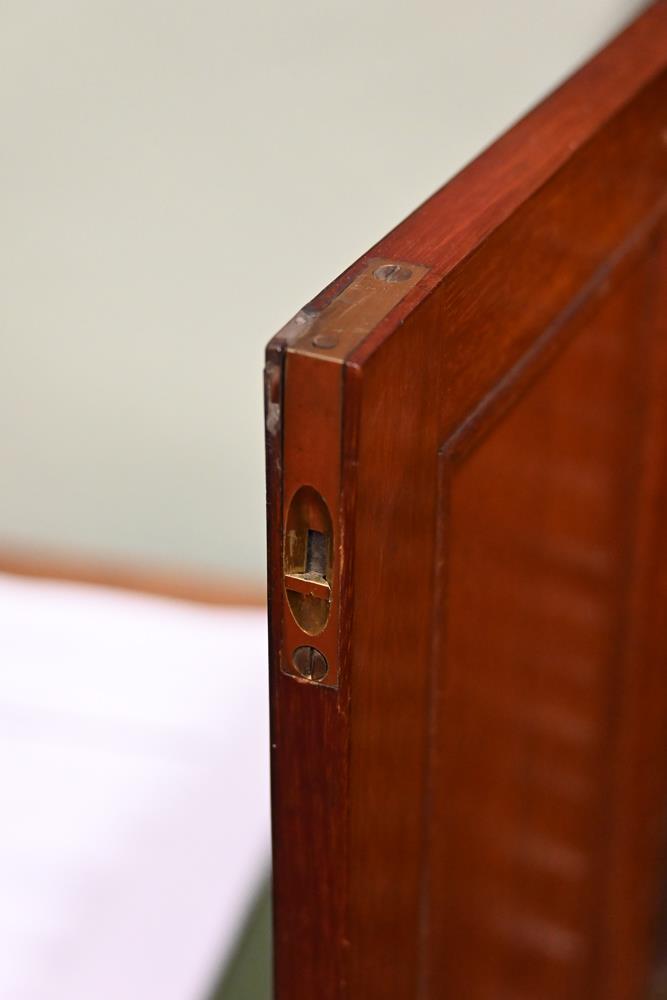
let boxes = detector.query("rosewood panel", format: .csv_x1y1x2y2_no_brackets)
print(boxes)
266,5,667,998
427,250,661,999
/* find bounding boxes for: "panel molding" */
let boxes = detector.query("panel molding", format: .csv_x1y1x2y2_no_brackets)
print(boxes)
419,223,667,997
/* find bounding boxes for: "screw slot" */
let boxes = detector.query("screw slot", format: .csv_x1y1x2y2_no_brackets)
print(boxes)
292,645,329,681
374,263,413,283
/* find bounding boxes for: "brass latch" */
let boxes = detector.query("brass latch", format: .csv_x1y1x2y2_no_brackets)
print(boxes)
278,257,429,688
283,485,332,636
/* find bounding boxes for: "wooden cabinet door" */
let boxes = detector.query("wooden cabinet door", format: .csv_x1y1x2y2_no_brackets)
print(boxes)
265,5,667,997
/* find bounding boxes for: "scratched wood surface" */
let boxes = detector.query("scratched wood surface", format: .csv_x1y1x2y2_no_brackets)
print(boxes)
266,4,667,998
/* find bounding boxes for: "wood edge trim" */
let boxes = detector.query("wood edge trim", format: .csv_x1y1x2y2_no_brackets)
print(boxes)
265,1,667,372
348,2,667,367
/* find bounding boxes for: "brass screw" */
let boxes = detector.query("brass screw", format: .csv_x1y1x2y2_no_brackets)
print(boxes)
374,263,412,283
312,332,338,349
292,645,329,681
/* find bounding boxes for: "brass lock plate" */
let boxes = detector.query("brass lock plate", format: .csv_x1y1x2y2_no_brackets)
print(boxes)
279,258,429,688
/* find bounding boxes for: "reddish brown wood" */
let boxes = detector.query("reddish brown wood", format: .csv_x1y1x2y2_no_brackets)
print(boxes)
266,4,667,998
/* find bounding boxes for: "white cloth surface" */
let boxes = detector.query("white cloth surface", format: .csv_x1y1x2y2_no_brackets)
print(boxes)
0,572,270,1000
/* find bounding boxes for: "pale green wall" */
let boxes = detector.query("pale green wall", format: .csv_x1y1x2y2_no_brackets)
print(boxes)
0,0,644,584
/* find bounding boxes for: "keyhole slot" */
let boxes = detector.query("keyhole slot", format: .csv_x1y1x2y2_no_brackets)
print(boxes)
284,486,333,635
306,529,327,578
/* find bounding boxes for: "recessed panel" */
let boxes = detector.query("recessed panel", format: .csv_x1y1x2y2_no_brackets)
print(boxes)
426,259,655,998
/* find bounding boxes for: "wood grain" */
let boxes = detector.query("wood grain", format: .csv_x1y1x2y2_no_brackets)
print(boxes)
266,4,667,997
